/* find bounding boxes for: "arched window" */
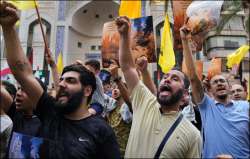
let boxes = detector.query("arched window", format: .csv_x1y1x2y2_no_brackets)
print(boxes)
27,19,51,70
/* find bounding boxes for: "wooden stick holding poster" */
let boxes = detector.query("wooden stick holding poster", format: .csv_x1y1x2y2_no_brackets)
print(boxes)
33,0,50,56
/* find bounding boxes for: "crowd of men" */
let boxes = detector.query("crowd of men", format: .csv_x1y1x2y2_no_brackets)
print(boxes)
0,2,249,159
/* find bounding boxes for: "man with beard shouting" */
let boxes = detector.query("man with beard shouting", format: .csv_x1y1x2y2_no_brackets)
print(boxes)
116,16,201,158
180,26,249,158
0,2,120,158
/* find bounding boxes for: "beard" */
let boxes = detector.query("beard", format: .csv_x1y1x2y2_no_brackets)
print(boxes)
54,90,84,115
157,89,184,108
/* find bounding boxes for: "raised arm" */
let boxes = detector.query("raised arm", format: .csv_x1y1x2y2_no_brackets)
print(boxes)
136,56,157,95
180,26,204,104
116,16,139,93
109,64,132,112
0,84,13,113
0,2,43,107
45,50,60,92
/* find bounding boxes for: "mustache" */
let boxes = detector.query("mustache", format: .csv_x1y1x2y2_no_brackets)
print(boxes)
56,90,70,99
15,98,22,102
159,85,172,92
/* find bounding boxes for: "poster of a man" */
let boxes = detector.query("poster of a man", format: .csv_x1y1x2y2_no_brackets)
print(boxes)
101,16,156,68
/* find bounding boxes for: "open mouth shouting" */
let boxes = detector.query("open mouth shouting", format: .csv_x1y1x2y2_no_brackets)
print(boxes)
112,89,120,99
56,90,70,102
216,87,226,93
15,97,23,108
159,85,172,97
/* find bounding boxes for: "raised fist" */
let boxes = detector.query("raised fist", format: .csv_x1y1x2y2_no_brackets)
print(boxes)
179,26,191,41
115,16,130,35
0,1,19,28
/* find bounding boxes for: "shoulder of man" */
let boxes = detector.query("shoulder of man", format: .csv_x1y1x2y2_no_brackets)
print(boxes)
38,92,56,105
34,92,57,118
86,115,117,141
233,100,249,112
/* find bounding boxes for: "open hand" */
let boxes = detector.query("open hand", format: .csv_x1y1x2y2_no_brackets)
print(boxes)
0,1,19,28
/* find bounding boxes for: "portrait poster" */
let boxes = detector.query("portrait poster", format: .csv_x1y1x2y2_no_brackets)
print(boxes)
101,16,156,68
172,0,192,51
185,1,224,51
8,132,49,159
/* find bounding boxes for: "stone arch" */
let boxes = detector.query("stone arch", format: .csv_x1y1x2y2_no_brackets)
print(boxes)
154,19,174,59
67,1,120,37
64,1,120,64
27,18,51,49
27,18,51,71
25,11,54,27
154,16,165,29
155,20,164,53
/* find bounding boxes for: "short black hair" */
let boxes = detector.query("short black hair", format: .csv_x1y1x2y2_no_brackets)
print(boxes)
171,67,190,89
2,80,17,98
102,80,110,85
35,77,47,92
85,59,100,71
62,64,96,104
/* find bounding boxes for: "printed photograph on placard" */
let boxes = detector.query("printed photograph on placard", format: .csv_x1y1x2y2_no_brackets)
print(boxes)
9,132,49,159
101,16,156,68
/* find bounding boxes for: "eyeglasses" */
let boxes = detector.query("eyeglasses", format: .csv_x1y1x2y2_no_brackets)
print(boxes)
211,79,226,85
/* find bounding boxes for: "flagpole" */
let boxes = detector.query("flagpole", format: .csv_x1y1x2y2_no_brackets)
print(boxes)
33,0,49,56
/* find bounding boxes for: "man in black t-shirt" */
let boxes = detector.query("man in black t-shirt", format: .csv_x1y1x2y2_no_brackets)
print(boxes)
0,2,120,158
2,80,41,136
6,78,45,137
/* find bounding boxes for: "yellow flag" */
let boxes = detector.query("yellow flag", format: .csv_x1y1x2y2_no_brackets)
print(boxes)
158,15,175,73
57,53,64,74
8,0,38,10
227,45,249,68
119,0,141,19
